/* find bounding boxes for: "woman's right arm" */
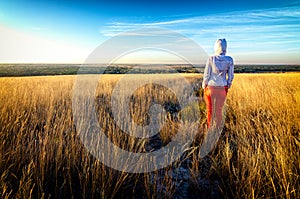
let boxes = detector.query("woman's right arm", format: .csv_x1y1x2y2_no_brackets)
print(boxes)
227,58,234,88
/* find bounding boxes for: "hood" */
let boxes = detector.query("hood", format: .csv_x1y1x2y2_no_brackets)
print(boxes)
214,38,227,55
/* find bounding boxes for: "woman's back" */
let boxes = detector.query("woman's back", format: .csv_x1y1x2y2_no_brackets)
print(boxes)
202,39,234,88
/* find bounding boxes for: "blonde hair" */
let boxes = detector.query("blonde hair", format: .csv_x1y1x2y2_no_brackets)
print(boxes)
214,38,227,55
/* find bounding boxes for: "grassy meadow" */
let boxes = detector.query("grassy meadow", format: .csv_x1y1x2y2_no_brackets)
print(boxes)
0,73,299,198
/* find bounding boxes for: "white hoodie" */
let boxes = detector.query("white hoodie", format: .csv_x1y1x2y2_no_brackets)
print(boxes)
202,38,234,89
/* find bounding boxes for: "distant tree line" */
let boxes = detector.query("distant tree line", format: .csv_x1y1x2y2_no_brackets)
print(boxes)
0,64,299,77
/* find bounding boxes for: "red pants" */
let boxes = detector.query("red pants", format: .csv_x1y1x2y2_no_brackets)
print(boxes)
204,86,227,128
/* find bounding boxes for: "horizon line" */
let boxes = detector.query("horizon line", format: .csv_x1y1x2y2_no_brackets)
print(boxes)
1,62,300,66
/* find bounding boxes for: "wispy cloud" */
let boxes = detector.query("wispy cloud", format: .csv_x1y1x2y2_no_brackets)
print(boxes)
101,6,300,36
99,6,300,63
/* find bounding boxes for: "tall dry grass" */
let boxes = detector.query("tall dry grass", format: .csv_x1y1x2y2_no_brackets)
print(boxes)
0,73,299,198
189,73,300,199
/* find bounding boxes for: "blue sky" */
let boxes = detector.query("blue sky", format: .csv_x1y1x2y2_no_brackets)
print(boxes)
0,0,300,64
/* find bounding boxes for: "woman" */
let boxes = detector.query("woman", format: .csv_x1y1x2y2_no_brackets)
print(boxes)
202,38,234,128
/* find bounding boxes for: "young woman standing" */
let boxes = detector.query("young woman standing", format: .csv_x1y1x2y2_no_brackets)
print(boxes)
202,38,234,128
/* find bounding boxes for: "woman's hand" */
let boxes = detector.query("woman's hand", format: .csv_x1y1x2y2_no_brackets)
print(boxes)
224,86,229,94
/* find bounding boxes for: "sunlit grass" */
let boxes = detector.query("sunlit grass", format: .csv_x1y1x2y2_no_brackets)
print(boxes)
0,73,299,198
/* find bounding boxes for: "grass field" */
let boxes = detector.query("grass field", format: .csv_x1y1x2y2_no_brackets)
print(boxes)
0,73,299,198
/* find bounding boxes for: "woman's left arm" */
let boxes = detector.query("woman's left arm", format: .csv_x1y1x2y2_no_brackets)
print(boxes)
202,57,211,89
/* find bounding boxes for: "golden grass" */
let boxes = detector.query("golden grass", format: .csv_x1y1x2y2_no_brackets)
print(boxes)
0,73,299,198
201,73,300,199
